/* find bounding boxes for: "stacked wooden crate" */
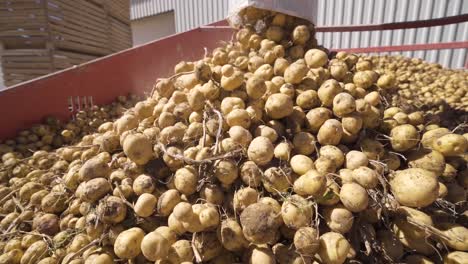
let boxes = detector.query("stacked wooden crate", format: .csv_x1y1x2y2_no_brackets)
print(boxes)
0,0,131,87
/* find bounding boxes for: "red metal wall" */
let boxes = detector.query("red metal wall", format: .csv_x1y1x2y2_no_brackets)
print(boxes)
0,26,234,139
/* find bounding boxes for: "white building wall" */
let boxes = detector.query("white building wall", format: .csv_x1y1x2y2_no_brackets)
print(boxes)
132,11,176,46
130,0,468,68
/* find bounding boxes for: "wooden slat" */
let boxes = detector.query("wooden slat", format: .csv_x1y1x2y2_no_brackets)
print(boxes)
2,62,52,68
2,56,50,62
3,49,49,55
48,0,107,26
49,19,108,43
47,8,108,35
54,50,97,61
55,40,109,56
3,68,52,74
50,0,106,20
0,30,48,37
0,2,42,10
51,30,108,50
49,23,108,45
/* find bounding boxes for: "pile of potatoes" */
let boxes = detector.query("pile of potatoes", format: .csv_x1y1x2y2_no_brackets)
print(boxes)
364,54,468,128
0,95,139,159
0,8,467,264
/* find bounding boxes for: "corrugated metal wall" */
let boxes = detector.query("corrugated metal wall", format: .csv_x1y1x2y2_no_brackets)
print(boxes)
131,0,229,33
130,0,468,68
315,0,468,68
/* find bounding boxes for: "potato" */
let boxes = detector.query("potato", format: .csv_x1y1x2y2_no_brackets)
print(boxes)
292,132,316,155
174,166,198,195
193,232,222,261
157,189,181,216
214,159,238,186
199,206,220,229
318,232,350,264
360,138,384,160
353,71,374,89
250,246,275,264
304,49,328,68
34,213,59,236
246,77,267,99
141,231,169,261
421,127,450,148
37,257,58,264
221,97,245,115
407,149,445,175
273,141,292,161
217,219,248,251
114,228,145,259
168,213,186,235
115,114,139,135
240,161,262,187
199,80,220,100
97,196,127,224
390,124,420,152
436,223,468,251
377,73,395,89
134,193,157,217
296,90,320,110
333,93,356,117
233,187,258,212
323,204,354,234
158,112,176,128
293,227,319,255
288,45,305,60
257,197,281,217
0,249,23,264
316,178,340,206
254,125,278,143
444,251,468,264
351,166,378,189
390,168,438,207
240,203,281,244
167,240,194,263
266,26,284,42
433,134,468,157
293,169,326,198
81,178,111,203
317,119,343,146
289,154,314,175
320,145,345,168
133,174,155,195
221,70,244,91
20,240,48,264
339,183,368,212
306,107,333,132
284,60,308,84
79,157,110,182
281,195,313,229
329,59,348,80
248,136,274,165
123,133,153,165
265,93,294,119
292,25,310,45
273,58,289,76
254,64,274,80
262,167,293,193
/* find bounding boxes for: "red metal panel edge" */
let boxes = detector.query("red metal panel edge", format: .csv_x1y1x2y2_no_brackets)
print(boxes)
0,26,235,140
316,14,468,32
331,41,468,53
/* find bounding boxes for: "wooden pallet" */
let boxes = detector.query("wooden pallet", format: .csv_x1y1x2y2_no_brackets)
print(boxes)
1,48,98,86
0,0,131,86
